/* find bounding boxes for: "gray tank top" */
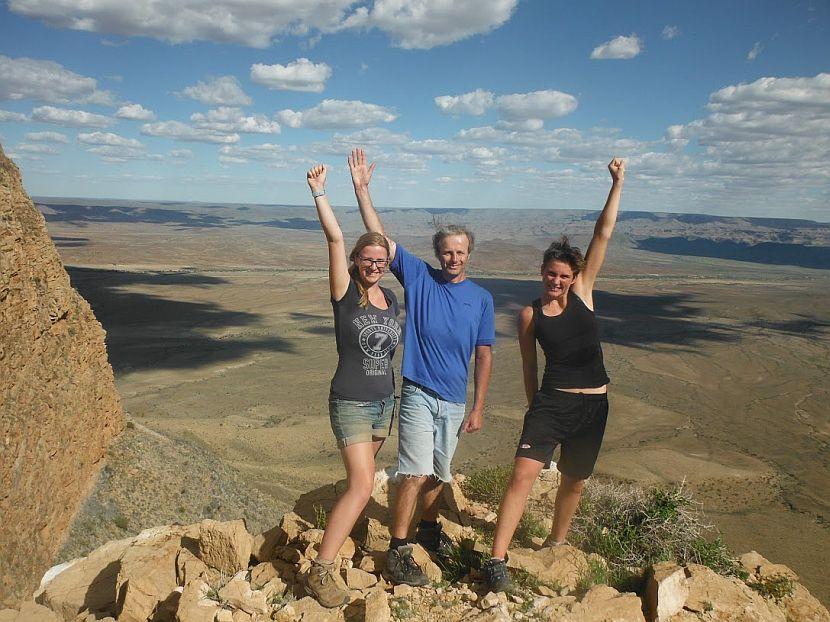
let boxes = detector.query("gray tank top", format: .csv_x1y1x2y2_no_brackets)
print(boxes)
330,279,402,401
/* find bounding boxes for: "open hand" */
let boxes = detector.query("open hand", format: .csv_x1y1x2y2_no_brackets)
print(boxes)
608,158,625,184
348,148,376,190
307,164,327,193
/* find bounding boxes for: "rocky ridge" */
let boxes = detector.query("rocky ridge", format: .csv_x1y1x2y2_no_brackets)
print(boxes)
0,144,124,606
2,468,827,622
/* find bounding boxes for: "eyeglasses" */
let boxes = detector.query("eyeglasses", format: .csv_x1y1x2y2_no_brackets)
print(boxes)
358,256,389,268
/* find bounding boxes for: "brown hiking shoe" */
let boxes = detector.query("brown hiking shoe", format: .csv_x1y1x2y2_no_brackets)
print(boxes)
305,561,349,608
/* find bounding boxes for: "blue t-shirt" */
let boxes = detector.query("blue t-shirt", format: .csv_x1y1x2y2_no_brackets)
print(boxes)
391,244,496,403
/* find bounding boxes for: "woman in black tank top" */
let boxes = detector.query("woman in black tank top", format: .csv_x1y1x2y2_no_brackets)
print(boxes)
484,159,625,592
303,153,401,607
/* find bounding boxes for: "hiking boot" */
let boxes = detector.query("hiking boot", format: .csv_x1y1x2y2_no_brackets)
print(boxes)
415,521,454,559
305,561,349,608
384,544,430,586
483,557,514,593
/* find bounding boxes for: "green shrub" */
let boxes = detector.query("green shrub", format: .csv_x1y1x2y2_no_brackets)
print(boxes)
515,513,548,547
436,538,485,583
748,574,794,603
462,465,512,507
313,504,328,530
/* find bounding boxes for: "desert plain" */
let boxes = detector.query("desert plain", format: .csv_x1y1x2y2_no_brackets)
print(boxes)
35,197,829,604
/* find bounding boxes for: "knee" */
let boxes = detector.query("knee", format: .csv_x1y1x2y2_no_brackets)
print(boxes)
561,477,586,494
347,477,374,502
510,467,539,490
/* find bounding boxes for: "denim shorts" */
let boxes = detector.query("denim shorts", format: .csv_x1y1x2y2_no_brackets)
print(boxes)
397,380,466,482
329,393,395,449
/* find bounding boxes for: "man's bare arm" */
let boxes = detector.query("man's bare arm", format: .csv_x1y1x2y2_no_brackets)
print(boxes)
462,345,492,433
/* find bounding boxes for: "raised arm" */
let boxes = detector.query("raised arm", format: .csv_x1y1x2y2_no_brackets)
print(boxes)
307,164,349,301
517,306,538,407
574,158,625,302
348,147,396,260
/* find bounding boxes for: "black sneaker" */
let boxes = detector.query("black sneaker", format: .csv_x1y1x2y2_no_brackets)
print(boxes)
384,544,430,587
483,557,513,593
415,522,454,559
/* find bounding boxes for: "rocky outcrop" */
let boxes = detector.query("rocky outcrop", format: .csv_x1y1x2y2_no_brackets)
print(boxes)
4,469,826,622
0,144,124,606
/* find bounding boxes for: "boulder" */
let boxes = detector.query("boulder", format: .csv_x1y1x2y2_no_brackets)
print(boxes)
217,579,269,616
565,585,646,622
115,541,180,622
198,520,252,575
364,588,391,622
249,562,278,587
2,602,62,622
176,549,211,587
644,561,689,622
250,526,287,562
291,597,345,621
362,519,390,552
506,545,589,591
279,513,312,542
409,544,442,583
682,564,785,622
175,580,219,622
343,568,377,590
739,551,799,581
778,583,830,622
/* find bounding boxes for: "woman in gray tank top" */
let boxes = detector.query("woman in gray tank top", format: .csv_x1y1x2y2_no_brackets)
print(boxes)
304,157,402,608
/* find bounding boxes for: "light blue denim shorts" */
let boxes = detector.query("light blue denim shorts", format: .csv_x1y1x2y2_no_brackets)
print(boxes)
397,380,466,482
329,393,395,449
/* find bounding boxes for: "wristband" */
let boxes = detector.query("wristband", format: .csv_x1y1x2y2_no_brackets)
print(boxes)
312,189,326,198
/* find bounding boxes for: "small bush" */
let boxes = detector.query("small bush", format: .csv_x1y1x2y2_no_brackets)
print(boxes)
113,515,129,530
436,538,485,583
313,504,328,530
515,513,548,547
462,465,512,507
390,596,414,619
748,574,795,603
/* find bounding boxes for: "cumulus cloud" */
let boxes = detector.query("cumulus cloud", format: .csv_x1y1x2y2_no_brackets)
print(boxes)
32,106,115,128
141,120,240,144
0,55,115,105
0,109,29,122
16,143,60,154
250,58,332,92
590,34,643,60
178,76,251,106
341,0,517,49
218,143,290,165
277,99,397,129
85,144,162,163
168,149,193,159
661,25,679,40
496,90,578,120
435,89,495,116
24,131,68,143
77,131,144,148
190,107,280,134
116,103,155,120
747,42,763,62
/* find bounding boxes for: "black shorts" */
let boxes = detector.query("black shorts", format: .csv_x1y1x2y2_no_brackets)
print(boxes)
514,390,608,480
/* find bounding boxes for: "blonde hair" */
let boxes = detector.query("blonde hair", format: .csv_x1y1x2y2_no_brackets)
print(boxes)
348,232,391,308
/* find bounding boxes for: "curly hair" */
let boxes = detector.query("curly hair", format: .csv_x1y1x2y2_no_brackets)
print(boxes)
348,232,391,308
541,236,585,274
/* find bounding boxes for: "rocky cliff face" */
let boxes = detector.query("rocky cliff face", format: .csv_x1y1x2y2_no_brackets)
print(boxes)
0,144,124,606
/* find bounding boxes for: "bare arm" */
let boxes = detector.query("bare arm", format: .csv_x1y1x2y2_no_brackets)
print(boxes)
573,158,625,305
349,147,396,261
462,345,492,433
307,164,349,301
517,306,538,407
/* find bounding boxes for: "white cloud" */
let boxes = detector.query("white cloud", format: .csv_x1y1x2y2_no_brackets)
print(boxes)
219,143,285,162
168,149,193,159
0,109,28,122
16,143,60,154
590,34,643,60
661,25,679,40
341,0,518,49
86,144,158,162
434,89,494,116
32,106,115,128
190,107,280,134
277,99,397,129
250,58,331,93
495,90,578,120
141,120,240,144
747,42,763,62
9,0,357,48
402,139,463,156
707,73,830,114
0,55,115,105
24,131,68,143
116,103,155,120
330,127,409,150
178,76,251,106
77,131,144,148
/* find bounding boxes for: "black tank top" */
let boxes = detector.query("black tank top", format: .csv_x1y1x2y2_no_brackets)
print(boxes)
533,289,610,391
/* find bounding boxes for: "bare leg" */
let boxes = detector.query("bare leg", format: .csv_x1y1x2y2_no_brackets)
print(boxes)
390,475,427,540
491,458,545,559
419,478,444,522
548,473,586,544
317,440,382,561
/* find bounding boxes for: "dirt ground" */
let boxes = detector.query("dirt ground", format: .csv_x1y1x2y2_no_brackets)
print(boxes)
42,200,829,603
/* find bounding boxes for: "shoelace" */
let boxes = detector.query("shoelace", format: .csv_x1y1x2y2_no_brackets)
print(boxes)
488,561,507,581
402,552,422,575
315,564,335,585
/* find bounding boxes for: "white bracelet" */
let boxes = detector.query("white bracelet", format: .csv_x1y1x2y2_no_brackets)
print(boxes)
312,189,326,198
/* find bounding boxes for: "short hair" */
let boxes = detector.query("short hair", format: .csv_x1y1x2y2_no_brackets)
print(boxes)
432,224,475,258
541,236,585,274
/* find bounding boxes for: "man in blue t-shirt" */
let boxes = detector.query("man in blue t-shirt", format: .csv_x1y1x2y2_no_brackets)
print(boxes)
348,148,495,586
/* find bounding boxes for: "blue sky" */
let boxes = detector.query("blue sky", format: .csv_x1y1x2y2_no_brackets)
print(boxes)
1,0,828,219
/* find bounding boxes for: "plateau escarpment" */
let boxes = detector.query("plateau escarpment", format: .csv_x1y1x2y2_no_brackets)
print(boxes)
0,144,124,606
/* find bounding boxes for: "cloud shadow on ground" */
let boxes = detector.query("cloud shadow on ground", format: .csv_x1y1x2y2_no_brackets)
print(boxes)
68,267,294,373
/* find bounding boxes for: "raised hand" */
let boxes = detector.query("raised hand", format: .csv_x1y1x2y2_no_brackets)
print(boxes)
307,164,327,193
348,148,376,190
608,158,625,184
